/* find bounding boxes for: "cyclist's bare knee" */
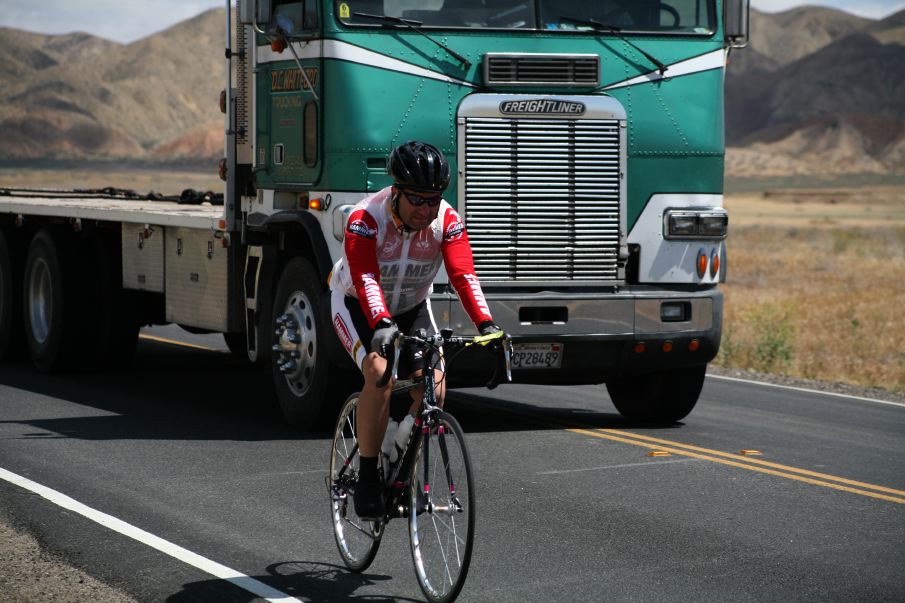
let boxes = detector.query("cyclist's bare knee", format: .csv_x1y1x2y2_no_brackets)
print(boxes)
362,352,393,392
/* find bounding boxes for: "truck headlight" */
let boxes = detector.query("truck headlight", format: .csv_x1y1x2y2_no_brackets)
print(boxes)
663,209,728,240
667,213,698,237
699,213,728,237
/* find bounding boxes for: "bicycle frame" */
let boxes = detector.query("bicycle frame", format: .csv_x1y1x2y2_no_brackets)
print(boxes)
336,329,510,521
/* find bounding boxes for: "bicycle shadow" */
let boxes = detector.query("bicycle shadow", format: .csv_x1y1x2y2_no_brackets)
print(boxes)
165,561,420,603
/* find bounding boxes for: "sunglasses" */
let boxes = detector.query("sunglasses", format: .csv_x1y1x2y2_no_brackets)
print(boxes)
402,190,443,207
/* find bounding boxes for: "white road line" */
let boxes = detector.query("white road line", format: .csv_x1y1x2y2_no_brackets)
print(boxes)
0,467,304,603
536,458,700,475
707,374,905,408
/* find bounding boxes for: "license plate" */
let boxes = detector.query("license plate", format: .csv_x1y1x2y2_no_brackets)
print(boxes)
511,343,563,369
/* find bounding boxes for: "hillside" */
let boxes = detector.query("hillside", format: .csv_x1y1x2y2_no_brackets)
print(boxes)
0,10,224,162
1,6,903,176
725,7,905,176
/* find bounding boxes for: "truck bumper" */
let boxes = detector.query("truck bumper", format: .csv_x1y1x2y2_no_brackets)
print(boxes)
431,286,723,387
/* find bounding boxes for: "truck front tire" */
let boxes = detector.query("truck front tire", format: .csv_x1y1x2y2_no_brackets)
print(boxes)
606,364,707,423
271,257,331,430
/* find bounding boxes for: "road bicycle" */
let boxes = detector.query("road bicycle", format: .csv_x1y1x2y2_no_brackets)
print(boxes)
327,327,511,602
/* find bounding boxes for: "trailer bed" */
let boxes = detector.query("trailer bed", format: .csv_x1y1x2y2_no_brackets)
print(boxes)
0,193,223,230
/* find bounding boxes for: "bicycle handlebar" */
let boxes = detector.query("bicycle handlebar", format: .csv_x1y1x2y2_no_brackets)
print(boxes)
374,330,512,389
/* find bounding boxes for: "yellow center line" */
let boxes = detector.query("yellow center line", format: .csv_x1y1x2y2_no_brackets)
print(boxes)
596,428,905,498
138,334,222,352
568,428,905,505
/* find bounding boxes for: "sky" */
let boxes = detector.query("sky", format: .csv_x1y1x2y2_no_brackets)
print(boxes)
0,0,903,44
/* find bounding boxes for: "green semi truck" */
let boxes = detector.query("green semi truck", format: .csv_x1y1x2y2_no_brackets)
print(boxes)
0,0,748,429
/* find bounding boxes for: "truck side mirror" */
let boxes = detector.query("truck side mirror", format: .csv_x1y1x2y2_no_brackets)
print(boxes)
724,0,750,48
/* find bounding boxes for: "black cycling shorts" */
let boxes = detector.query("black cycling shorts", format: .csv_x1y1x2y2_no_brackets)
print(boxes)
331,287,439,377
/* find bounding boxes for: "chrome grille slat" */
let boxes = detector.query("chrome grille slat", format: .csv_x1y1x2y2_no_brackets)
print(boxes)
463,116,622,282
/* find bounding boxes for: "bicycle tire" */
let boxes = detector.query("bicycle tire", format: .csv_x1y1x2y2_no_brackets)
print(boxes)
329,394,382,572
408,411,475,603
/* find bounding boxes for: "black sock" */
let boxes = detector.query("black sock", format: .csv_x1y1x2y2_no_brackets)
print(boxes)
359,455,378,479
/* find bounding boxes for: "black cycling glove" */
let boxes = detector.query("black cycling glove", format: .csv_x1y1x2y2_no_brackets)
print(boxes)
371,318,399,356
478,320,502,336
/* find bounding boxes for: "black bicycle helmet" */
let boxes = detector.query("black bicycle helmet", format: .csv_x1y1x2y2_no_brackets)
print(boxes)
388,141,450,193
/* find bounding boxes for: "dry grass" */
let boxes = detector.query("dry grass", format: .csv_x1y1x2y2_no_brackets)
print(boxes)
720,186,905,394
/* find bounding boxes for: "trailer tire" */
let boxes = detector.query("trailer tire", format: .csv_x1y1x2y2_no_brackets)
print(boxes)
271,256,332,430
606,364,706,424
22,229,83,372
0,229,26,360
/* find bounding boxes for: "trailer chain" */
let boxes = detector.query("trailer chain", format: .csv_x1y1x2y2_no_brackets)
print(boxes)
0,187,223,206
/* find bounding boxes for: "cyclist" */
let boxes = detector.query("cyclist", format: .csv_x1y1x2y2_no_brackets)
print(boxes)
330,140,502,519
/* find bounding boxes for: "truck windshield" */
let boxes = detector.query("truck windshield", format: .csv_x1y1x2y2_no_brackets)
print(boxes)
336,0,715,34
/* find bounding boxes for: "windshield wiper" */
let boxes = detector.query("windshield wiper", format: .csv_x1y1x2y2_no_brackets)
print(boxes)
353,12,471,69
559,16,667,74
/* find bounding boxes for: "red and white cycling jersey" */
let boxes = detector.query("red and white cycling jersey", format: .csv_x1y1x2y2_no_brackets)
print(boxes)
330,186,492,329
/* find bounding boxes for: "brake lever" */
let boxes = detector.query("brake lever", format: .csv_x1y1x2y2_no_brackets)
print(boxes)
375,334,401,388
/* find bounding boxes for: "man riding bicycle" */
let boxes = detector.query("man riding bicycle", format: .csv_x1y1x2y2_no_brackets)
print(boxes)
330,140,501,519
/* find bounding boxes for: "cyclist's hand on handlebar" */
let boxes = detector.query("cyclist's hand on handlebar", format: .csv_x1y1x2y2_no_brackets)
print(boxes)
371,318,399,357
478,320,502,336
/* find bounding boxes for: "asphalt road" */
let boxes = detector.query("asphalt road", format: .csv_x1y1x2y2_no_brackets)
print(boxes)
1,326,903,602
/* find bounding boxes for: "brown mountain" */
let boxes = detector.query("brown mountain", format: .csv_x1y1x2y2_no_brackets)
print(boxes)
0,9,224,161
1,6,903,176
726,8,905,176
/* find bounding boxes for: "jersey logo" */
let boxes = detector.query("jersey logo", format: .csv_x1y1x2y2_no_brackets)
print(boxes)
333,314,353,353
380,230,402,258
361,273,387,319
445,219,465,241
348,219,376,239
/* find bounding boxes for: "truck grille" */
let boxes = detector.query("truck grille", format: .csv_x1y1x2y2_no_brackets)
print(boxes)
484,54,599,87
463,117,622,282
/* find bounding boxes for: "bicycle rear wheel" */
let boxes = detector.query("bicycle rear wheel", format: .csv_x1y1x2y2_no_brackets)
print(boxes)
408,411,475,603
329,394,382,572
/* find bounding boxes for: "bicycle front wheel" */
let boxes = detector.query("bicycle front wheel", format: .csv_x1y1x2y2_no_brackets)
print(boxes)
408,411,475,603
329,394,382,572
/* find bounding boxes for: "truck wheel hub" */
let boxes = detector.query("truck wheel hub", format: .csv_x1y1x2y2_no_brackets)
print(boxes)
274,290,317,395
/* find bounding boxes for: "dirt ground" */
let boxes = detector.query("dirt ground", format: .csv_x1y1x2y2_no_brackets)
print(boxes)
0,519,136,602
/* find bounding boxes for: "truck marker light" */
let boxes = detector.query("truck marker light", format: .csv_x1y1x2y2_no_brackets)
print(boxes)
662,341,673,353
688,339,700,352
309,198,323,211
696,249,707,278
710,250,720,277
218,158,227,181
271,38,286,53
634,342,646,353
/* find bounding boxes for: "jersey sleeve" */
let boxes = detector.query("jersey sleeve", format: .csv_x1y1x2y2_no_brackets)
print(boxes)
344,209,391,328
440,207,493,326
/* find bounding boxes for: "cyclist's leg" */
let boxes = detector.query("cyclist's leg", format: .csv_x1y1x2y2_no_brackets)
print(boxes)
331,289,392,518
330,288,392,457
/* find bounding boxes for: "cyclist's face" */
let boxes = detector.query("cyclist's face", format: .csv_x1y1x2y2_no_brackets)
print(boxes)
398,188,441,230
